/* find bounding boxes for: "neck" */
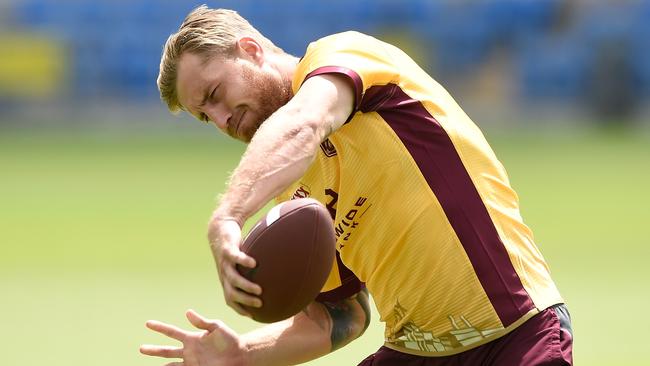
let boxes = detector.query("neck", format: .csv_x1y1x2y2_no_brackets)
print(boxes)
271,52,300,86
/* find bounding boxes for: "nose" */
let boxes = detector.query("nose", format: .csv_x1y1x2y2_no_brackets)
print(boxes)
204,103,232,130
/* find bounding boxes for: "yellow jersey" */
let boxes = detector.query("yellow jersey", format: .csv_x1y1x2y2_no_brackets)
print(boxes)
277,31,564,356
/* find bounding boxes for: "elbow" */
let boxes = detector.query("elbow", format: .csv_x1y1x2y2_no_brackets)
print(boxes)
361,302,371,335
281,103,333,147
350,288,372,339
286,121,321,147
289,118,329,151
319,288,372,351
351,307,370,340
353,290,372,338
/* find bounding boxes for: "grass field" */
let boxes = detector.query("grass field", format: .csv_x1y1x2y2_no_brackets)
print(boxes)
1,125,649,365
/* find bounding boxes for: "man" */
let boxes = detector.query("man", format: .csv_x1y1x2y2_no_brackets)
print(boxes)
141,6,573,366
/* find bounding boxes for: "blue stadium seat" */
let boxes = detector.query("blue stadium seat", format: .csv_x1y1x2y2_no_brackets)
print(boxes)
415,2,496,75
629,25,650,96
516,34,591,101
495,0,560,48
10,0,650,104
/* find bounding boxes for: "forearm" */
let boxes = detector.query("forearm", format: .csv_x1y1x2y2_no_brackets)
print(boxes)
242,289,371,366
214,73,353,225
241,303,331,366
215,104,326,224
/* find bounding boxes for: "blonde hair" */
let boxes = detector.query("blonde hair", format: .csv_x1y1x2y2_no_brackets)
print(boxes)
157,5,282,113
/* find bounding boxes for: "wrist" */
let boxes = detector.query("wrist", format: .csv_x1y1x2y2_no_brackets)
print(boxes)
212,206,245,228
211,214,243,228
207,212,244,253
239,335,256,366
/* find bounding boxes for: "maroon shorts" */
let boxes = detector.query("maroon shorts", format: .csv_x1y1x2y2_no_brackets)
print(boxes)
358,304,573,366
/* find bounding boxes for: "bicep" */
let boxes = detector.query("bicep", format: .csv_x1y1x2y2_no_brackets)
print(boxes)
289,73,356,137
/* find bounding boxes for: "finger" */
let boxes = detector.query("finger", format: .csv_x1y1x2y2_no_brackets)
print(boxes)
225,245,256,269
223,279,262,308
234,250,256,268
145,320,188,341
233,289,263,308
186,309,219,332
225,264,262,296
227,298,254,318
139,345,183,358
164,362,184,366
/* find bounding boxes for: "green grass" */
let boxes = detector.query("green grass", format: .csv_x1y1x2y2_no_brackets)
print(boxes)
1,126,648,365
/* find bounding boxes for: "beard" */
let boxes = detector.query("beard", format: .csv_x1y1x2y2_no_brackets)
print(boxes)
236,63,293,142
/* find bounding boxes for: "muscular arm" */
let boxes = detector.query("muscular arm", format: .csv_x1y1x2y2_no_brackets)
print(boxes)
140,289,371,366
243,288,371,366
208,73,356,315
213,73,355,224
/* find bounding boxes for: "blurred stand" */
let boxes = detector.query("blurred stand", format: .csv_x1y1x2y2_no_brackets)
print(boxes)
588,40,639,124
1,0,649,132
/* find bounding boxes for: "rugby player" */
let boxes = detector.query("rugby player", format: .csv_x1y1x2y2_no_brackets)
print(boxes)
141,6,572,366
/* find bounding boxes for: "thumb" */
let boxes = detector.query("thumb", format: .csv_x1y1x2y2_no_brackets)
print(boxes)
186,309,219,332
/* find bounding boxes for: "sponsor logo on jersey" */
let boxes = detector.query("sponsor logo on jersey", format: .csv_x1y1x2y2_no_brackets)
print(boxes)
291,184,311,200
320,138,337,157
333,196,370,250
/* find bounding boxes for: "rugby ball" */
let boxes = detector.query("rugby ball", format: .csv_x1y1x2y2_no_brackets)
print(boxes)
237,198,335,323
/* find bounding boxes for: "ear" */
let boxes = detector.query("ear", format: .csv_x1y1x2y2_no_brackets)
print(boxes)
237,37,264,64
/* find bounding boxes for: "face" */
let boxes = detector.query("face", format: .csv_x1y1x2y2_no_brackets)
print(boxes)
175,45,292,143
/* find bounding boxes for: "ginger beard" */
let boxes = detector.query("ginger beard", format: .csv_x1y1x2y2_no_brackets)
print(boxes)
234,63,293,143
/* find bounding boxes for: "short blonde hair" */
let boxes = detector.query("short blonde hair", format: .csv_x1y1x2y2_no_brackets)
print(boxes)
157,5,282,113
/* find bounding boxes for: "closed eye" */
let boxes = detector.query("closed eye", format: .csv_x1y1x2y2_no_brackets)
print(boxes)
210,85,219,102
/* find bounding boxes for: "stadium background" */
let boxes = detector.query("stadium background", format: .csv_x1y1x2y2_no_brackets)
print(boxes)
1,0,648,365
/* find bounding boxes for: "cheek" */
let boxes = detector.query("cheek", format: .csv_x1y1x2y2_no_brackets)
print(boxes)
241,91,264,115
235,88,258,109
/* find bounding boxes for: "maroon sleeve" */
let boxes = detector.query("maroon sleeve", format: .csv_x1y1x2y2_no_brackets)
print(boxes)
303,66,364,123
315,251,365,303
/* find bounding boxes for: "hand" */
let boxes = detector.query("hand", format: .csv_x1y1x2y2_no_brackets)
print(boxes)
207,217,262,316
140,310,249,366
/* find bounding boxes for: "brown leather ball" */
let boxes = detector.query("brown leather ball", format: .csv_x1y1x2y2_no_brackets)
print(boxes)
237,198,336,323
